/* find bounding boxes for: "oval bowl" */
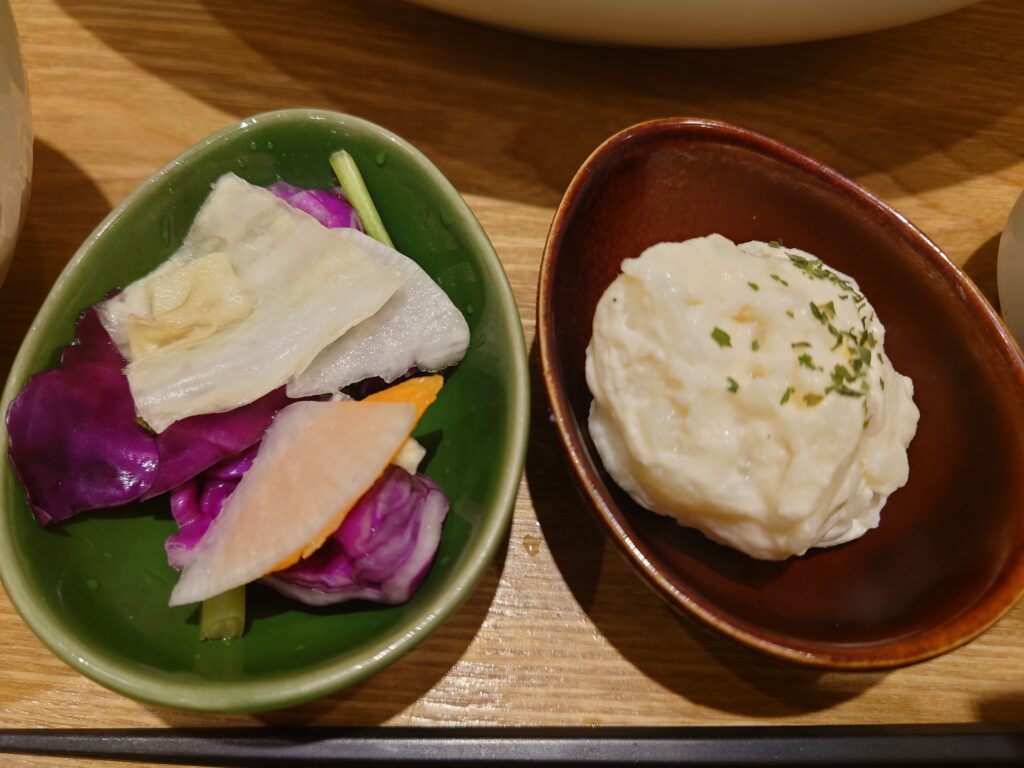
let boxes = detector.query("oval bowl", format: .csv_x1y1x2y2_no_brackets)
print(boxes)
0,109,529,711
538,117,1024,669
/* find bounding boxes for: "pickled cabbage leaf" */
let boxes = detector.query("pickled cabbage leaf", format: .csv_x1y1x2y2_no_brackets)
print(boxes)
165,445,258,569
6,309,159,525
143,389,290,501
281,230,468,397
6,309,295,525
99,174,402,431
267,181,362,231
268,178,467,398
126,252,254,361
127,249,398,432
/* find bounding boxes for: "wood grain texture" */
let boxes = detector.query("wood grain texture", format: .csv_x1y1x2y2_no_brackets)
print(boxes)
1,0,1023,764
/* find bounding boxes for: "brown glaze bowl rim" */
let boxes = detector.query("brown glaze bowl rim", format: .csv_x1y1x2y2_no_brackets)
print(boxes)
537,116,1024,669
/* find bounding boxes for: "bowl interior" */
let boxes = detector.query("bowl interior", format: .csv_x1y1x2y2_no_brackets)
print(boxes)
541,118,1024,666
0,110,527,710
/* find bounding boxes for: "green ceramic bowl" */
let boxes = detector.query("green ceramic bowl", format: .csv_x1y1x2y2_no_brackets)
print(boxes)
0,110,528,712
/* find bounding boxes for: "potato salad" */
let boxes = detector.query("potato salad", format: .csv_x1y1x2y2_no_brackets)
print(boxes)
586,234,919,560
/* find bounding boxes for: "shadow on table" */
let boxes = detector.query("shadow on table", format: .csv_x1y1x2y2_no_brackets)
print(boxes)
53,0,1024,209
977,693,1024,723
146,534,510,727
0,141,110,382
524,340,884,717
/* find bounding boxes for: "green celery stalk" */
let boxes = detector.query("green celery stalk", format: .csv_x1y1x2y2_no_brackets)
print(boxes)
329,150,394,247
199,586,246,640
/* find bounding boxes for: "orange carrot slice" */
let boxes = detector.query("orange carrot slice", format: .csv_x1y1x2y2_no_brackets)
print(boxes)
363,374,443,421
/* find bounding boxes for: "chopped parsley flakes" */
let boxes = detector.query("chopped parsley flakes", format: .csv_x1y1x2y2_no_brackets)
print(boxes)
809,301,836,324
786,251,863,303
826,363,863,397
703,243,886,414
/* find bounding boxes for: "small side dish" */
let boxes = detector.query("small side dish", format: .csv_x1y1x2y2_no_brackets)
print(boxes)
586,234,919,560
539,117,1024,668
0,110,528,711
7,158,468,640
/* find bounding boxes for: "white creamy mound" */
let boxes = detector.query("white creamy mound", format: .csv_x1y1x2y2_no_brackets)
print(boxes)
585,234,919,560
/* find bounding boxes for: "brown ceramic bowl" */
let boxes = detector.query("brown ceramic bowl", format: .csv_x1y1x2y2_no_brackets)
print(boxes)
538,117,1024,669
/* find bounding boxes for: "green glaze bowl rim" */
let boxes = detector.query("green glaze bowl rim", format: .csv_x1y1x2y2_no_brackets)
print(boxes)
0,108,529,712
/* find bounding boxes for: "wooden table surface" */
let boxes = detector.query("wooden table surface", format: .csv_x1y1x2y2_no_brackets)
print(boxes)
2,0,1023,764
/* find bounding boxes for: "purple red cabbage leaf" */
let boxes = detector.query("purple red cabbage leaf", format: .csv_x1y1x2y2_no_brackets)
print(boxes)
6,310,292,525
143,389,290,500
165,444,259,570
6,309,160,525
267,181,363,231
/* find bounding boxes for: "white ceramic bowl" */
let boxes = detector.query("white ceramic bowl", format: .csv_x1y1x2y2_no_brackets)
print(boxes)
0,0,31,287
406,0,981,47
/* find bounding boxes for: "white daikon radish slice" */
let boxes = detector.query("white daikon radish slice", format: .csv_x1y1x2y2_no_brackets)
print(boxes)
128,248,400,432
168,400,416,607
286,229,469,397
